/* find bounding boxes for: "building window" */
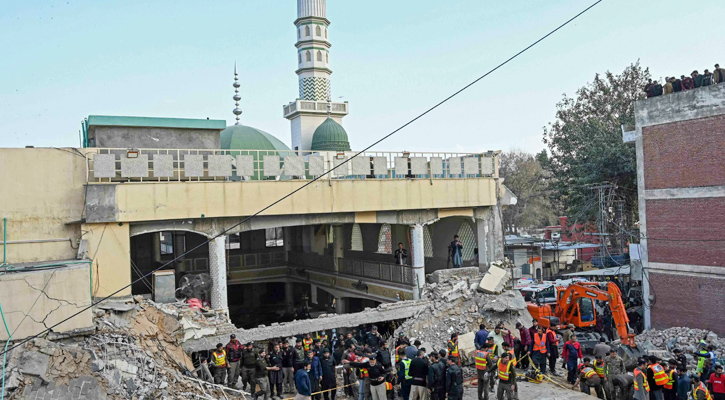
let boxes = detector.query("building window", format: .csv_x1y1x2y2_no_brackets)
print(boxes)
456,221,476,261
326,52,329,63
298,28,301,39
266,227,284,247
316,50,322,62
423,226,433,258
305,26,310,36
306,51,311,62
226,233,241,250
316,25,321,36
325,27,328,38
377,224,392,254
160,232,173,255
298,53,302,63
351,223,363,251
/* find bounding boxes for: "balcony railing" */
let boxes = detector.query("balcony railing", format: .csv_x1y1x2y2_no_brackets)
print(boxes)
85,148,499,184
288,251,415,286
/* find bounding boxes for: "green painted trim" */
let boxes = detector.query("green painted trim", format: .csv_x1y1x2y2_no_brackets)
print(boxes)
87,115,226,130
298,47,329,52
295,40,331,49
294,16,330,26
296,67,333,75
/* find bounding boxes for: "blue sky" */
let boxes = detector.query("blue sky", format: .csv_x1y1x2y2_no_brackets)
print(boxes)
1,0,721,153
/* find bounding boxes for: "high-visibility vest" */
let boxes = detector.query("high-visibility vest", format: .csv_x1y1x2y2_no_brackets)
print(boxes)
581,367,597,380
649,364,669,386
318,333,328,341
546,329,555,346
384,382,393,390
212,350,227,367
634,368,650,393
506,349,517,366
360,357,370,378
694,382,713,400
664,370,675,390
593,360,606,378
402,359,412,380
533,333,547,353
490,344,498,356
474,350,489,370
497,359,514,381
448,340,459,357
303,338,313,351
395,346,405,363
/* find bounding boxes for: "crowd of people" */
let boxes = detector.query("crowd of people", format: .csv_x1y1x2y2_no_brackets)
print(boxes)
643,63,725,98
197,321,723,400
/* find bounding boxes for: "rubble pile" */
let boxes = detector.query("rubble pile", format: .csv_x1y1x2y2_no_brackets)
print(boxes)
394,265,531,368
635,327,722,369
3,297,240,399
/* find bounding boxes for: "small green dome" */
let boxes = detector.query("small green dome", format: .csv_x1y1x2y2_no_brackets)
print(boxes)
311,118,351,151
220,125,290,151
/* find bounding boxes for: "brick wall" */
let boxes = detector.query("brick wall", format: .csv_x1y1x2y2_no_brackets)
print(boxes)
643,114,725,190
646,198,725,267
649,272,725,334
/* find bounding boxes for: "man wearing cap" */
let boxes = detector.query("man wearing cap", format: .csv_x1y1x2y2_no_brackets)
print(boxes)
255,349,279,400
692,375,712,400
672,349,687,371
345,354,389,400
708,364,725,400
211,343,228,385
243,342,261,392
226,334,244,388
633,358,650,400
446,356,464,400
495,352,515,400
366,326,383,350
320,348,337,400
646,356,666,400
268,343,285,398
282,341,296,393
573,358,604,399
663,359,678,400
604,348,625,400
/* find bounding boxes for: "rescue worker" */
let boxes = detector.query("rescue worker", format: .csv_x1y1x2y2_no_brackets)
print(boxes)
546,326,560,376
254,349,279,400
384,373,396,400
303,334,314,352
697,342,711,375
446,357,464,400
501,342,516,367
294,341,306,372
604,348,626,400
225,334,244,389
242,342,260,392
317,331,328,342
211,343,228,385
528,325,548,374
428,352,447,400
395,339,409,365
647,356,668,400
496,352,516,400
397,349,413,400
692,375,713,400
573,358,604,399
486,337,497,392
634,358,650,400
562,334,583,384
448,334,460,365
663,359,678,400
593,354,606,382
475,343,496,400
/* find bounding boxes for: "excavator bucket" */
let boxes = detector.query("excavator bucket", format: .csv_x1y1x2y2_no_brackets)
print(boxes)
618,345,644,371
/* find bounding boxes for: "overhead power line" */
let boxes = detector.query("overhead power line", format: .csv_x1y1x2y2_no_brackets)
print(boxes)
0,0,604,357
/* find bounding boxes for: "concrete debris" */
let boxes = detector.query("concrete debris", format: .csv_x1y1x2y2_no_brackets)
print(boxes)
477,260,515,294
635,327,723,370
96,301,137,312
394,265,532,366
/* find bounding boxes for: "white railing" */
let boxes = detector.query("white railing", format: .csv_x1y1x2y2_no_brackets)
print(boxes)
85,148,499,183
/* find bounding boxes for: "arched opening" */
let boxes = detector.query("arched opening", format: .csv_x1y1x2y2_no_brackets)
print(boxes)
298,27,301,39
316,50,322,62
350,223,363,251
377,223,392,254
316,25,321,36
306,51,311,62
305,25,310,36
325,27,328,38
424,225,433,258
326,52,329,63
298,53,302,63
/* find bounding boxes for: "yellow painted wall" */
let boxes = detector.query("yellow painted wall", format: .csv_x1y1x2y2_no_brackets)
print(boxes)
83,222,132,298
112,178,497,222
0,264,93,340
0,148,86,263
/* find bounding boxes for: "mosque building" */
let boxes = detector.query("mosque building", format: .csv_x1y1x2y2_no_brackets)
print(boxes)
0,0,515,339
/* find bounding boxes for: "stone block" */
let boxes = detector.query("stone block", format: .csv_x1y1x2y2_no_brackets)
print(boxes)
152,154,174,178
372,157,388,176
429,267,480,284
394,157,408,177
333,158,348,176
429,157,443,176
93,154,116,178
284,156,305,176
183,154,204,177
263,155,281,177
120,154,149,178
208,155,232,177
351,156,370,175
17,350,50,380
410,157,428,175
448,157,462,176
477,265,509,294
457,332,476,363
235,155,254,177
308,155,324,176
463,157,479,175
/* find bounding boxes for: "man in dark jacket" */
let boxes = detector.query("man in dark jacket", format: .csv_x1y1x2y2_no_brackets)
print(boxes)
446,357,464,400
255,349,278,400
428,352,447,400
282,341,296,393
693,71,704,88
366,326,383,350
295,361,312,400
398,349,413,400
475,324,489,350
320,349,337,400
377,342,392,369
409,350,429,400
268,343,284,398
242,342,260,392
225,335,244,389
345,356,389,400
306,350,323,400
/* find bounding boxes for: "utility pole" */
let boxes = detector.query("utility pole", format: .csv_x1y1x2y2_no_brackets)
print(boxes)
589,184,614,266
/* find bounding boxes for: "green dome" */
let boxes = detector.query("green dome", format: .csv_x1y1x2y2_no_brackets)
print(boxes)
311,118,351,151
220,124,290,151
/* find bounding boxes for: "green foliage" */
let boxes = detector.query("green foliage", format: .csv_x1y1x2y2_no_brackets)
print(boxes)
499,150,556,234
542,61,648,225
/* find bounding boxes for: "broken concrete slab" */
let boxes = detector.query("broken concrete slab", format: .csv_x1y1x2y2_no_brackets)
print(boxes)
97,301,136,312
429,267,479,284
457,332,476,362
17,350,51,382
477,265,509,294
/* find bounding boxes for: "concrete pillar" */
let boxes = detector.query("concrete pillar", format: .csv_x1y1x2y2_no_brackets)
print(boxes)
335,297,346,314
208,235,228,311
476,220,489,270
152,232,161,263
302,226,313,252
285,281,294,314
173,232,186,267
492,206,505,261
332,225,344,272
283,227,293,261
410,224,425,300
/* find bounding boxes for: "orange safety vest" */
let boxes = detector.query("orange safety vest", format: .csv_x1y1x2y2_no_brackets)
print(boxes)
317,333,328,341
448,340,459,357
664,369,675,390
593,360,606,378
303,338,313,351
694,381,713,400
474,350,489,370
507,349,517,366
634,368,650,393
497,359,514,381
360,357,369,378
384,382,393,391
581,367,597,380
395,345,405,363
212,350,227,367
533,333,547,353
649,364,669,386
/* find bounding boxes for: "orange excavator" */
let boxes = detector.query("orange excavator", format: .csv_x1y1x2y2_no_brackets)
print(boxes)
527,281,637,346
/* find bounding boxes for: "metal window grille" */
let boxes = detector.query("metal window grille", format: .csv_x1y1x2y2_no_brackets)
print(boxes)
377,224,392,254
423,226,433,258
457,221,476,261
351,223,364,251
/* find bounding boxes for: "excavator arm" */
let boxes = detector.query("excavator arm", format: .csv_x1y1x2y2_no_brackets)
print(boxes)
555,282,636,346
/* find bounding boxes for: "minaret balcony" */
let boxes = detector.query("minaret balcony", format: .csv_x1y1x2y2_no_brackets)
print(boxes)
283,100,349,119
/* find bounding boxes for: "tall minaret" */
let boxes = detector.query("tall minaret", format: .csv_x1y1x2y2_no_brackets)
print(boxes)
283,0,349,151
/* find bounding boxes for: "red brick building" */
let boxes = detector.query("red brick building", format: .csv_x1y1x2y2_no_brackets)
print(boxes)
625,84,725,334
